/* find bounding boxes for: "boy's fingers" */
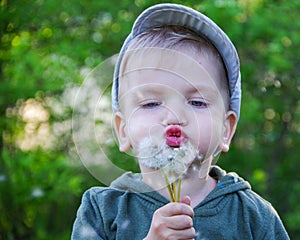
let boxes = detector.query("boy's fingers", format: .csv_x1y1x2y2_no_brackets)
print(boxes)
180,195,191,206
167,215,193,230
161,202,194,218
149,203,195,240
164,227,196,239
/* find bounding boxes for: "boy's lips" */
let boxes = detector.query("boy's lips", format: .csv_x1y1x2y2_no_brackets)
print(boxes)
165,125,185,147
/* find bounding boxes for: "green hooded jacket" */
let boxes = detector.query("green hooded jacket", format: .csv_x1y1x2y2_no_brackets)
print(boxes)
71,166,289,239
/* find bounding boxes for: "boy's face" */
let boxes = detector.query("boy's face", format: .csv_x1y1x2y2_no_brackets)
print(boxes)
114,48,237,166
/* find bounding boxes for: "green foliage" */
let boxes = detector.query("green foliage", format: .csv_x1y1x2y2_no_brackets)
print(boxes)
0,149,86,239
1,0,300,239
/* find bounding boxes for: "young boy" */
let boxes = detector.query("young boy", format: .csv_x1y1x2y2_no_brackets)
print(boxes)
72,3,289,239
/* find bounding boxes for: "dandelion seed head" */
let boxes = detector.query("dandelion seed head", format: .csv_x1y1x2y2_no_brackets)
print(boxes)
137,137,199,176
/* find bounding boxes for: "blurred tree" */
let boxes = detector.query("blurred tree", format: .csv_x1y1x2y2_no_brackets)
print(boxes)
0,0,299,239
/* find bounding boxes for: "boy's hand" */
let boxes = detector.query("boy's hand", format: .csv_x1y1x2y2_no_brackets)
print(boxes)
144,196,195,240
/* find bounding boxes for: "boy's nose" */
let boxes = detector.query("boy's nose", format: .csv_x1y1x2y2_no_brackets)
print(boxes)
162,106,187,126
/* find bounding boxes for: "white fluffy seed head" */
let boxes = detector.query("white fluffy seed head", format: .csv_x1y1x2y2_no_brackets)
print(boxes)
137,137,201,176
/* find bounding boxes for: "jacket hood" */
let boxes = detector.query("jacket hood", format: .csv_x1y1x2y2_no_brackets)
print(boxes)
110,166,251,207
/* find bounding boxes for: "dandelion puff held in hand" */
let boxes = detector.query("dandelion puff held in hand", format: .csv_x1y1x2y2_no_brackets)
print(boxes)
137,137,199,175
137,137,204,202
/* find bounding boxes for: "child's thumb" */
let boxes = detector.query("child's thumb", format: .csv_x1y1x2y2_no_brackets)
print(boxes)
180,195,191,206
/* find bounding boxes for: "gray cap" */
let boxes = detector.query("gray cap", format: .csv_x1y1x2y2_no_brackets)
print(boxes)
112,3,241,119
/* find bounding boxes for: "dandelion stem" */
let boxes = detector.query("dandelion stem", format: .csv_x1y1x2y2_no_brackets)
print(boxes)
177,178,182,202
161,169,175,202
171,171,176,202
161,169,182,202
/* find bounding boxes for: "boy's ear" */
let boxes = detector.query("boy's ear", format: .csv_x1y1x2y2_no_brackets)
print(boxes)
114,112,131,152
220,110,237,152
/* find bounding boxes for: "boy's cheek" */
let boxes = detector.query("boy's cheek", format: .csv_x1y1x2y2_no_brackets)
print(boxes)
128,123,163,148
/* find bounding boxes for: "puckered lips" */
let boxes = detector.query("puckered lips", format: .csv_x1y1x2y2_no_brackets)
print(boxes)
165,125,185,147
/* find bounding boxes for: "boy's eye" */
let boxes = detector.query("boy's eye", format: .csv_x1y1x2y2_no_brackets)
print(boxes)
188,99,207,108
141,101,161,109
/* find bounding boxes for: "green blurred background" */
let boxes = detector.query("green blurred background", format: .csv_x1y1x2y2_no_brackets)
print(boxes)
1,0,299,239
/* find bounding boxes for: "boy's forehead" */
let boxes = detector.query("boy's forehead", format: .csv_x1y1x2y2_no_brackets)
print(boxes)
119,47,220,93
